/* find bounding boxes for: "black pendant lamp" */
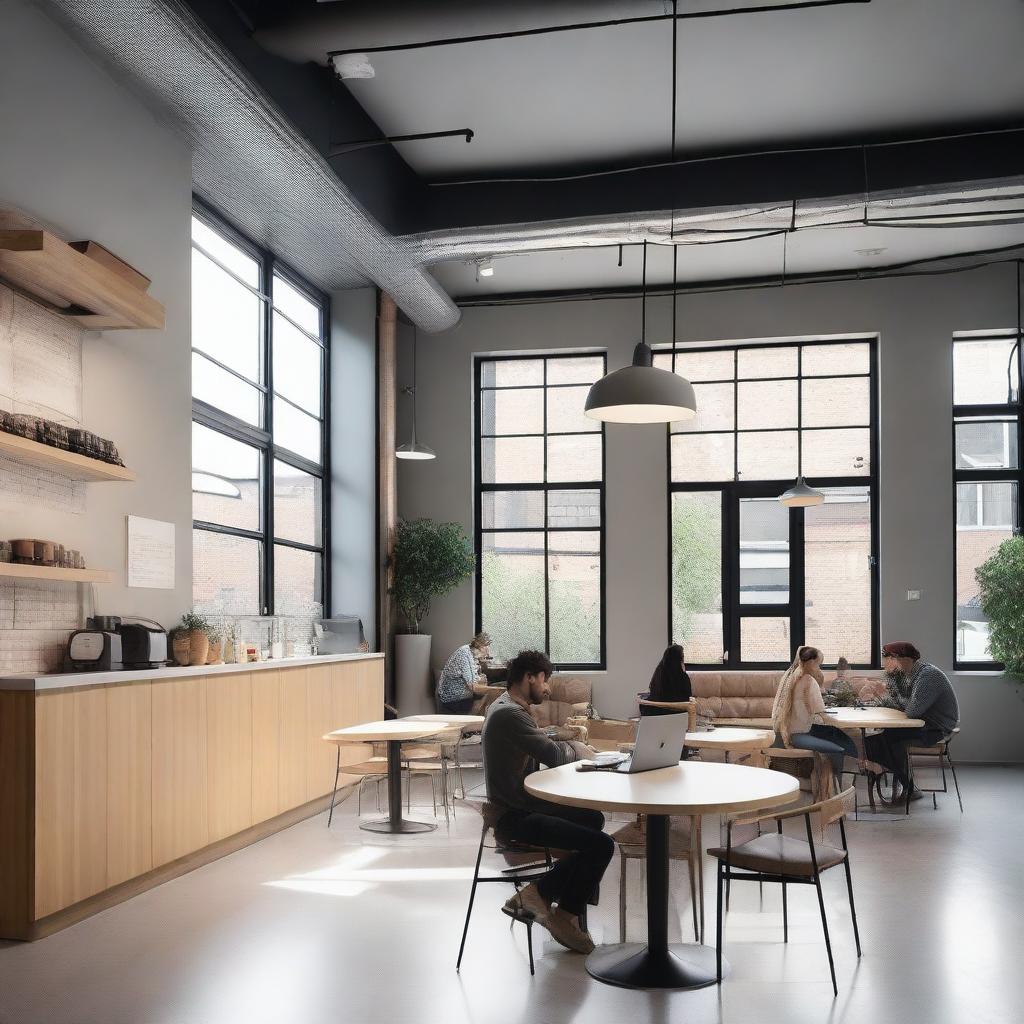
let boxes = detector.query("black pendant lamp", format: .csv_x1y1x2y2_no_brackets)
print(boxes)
584,242,697,424
396,326,436,460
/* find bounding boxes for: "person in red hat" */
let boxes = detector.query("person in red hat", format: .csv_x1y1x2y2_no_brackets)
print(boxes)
865,641,960,802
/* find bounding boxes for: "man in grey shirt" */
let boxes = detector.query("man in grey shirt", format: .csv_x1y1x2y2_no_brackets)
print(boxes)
865,640,960,801
481,649,613,954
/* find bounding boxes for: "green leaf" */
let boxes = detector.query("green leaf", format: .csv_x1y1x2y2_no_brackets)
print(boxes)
975,536,1024,678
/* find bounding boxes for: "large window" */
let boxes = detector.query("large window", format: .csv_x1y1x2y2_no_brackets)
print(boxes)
191,204,328,618
953,334,1021,667
658,341,878,668
475,355,606,668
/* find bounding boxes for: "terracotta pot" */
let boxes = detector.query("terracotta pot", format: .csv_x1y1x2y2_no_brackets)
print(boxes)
171,632,191,666
205,638,222,664
187,629,210,666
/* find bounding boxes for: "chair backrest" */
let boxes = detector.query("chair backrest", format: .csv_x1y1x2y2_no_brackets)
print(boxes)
798,786,856,828
638,699,697,732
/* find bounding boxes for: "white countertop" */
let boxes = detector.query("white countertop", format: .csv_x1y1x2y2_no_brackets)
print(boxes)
0,651,384,691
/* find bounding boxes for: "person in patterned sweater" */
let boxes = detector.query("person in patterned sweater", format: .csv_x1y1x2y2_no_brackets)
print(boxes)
865,641,960,802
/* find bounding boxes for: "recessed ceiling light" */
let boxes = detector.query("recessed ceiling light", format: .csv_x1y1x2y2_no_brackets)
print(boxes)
331,53,375,80
855,247,887,257
476,259,494,281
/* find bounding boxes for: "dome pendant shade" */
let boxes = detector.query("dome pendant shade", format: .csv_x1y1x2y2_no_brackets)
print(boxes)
779,476,824,507
396,440,436,460
585,342,697,424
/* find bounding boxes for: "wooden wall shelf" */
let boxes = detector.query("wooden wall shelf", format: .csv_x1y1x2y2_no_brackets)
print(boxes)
0,432,136,482
0,563,115,585
0,227,165,331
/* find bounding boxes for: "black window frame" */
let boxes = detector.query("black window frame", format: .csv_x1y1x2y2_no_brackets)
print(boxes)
952,333,1022,671
473,352,607,671
664,339,880,671
191,196,331,618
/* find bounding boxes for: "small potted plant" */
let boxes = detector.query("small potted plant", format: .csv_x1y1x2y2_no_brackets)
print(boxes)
205,622,223,665
179,610,211,666
390,518,475,713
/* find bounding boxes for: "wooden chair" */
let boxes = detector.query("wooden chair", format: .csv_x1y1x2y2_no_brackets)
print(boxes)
763,745,833,803
401,725,464,826
907,727,964,812
613,815,704,943
709,787,861,996
456,802,562,976
637,699,697,732
325,743,409,827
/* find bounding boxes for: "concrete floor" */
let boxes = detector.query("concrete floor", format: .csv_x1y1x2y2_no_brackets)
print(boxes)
0,766,1020,1024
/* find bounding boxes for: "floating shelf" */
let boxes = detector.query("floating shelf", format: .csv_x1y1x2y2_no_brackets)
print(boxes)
0,563,114,585
0,432,136,482
0,226,165,330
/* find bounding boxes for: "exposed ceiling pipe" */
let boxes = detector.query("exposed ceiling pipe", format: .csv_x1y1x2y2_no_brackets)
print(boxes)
36,0,461,332
399,179,1024,265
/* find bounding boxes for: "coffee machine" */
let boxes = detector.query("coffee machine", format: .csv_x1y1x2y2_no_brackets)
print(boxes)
64,616,168,672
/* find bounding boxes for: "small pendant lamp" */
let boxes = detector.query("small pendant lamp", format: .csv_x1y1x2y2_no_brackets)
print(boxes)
584,241,697,424
779,347,822,506
396,325,436,461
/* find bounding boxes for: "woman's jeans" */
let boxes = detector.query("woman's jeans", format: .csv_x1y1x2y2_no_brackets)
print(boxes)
787,724,857,782
438,695,475,716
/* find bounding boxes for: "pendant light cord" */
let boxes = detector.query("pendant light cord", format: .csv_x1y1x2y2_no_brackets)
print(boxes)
641,240,648,343
671,0,679,370
412,325,419,438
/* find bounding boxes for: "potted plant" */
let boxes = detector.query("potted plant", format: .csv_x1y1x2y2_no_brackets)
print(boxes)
975,536,1024,677
205,623,223,665
179,610,211,666
391,518,475,713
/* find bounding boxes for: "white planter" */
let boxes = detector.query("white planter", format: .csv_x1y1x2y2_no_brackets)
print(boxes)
395,633,433,716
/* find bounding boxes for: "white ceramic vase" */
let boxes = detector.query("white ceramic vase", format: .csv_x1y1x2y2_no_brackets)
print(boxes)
394,633,433,716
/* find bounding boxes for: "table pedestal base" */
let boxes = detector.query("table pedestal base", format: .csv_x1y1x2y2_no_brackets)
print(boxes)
359,817,436,835
586,942,727,990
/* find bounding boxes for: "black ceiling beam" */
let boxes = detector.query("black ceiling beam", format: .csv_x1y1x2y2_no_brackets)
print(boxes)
414,124,1024,234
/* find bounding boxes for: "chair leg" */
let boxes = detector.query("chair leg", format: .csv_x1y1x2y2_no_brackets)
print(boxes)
688,856,700,943
619,853,628,943
327,748,342,828
812,872,838,996
526,918,535,975
947,753,964,813
456,830,485,972
716,861,725,983
843,856,862,957
697,820,705,945
782,880,788,943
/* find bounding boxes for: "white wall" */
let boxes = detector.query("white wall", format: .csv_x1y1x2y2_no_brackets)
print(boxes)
0,0,192,669
330,287,377,648
398,263,1024,763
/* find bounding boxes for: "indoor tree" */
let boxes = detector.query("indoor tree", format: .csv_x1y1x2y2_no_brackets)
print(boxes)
975,536,1024,678
391,518,475,634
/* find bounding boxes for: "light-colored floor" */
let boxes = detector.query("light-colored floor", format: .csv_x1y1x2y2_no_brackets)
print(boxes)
0,766,1020,1024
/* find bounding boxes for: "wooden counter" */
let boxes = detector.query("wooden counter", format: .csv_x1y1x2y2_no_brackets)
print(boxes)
0,655,384,940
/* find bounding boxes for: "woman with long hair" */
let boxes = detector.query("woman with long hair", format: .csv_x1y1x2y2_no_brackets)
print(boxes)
771,646,856,784
640,644,692,716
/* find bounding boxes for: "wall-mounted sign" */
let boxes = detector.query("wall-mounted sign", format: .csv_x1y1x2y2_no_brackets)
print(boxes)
126,515,175,589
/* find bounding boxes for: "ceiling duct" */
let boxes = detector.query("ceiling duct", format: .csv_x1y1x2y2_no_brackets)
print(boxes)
36,0,461,332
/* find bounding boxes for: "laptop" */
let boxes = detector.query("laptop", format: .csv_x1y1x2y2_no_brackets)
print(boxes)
589,714,687,774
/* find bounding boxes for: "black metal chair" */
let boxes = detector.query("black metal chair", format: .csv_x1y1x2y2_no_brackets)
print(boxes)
907,726,964,812
456,802,559,976
709,787,861,997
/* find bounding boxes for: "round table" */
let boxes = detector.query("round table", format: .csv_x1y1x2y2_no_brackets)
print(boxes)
684,727,775,766
324,720,446,834
524,760,799,990
406,713,485,727
824,707,924,811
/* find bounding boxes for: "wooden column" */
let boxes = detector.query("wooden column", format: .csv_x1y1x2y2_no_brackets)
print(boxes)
377,291,398,706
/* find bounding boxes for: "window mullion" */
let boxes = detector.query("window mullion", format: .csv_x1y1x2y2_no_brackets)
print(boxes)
263,250,274,617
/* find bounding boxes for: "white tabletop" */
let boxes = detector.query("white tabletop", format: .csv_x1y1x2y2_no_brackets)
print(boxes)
525,760,800,816
684,727,775,749
824,707,925,730
323,720,445,743
405,714,485,726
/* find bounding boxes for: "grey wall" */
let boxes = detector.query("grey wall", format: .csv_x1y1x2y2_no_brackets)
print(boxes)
0,0,193,638
330,287,377,649
398,263,1024,763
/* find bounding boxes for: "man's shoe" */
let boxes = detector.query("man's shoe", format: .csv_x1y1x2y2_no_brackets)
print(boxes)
544,911,595,954
504,883,550,924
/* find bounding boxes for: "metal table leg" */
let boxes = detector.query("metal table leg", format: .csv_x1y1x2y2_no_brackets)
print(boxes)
360,739,436,834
